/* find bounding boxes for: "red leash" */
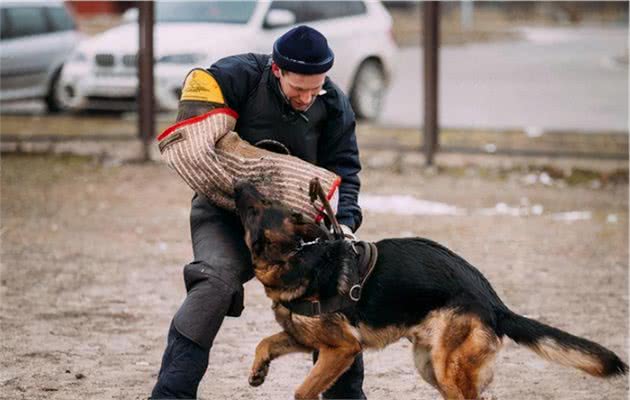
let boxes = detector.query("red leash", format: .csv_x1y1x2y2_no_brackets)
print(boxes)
309,178,344,240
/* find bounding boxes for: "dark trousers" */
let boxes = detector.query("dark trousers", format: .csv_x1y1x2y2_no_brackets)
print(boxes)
151,322,209,399
151,195,365,399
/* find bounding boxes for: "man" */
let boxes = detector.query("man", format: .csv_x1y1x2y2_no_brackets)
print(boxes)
151,26,364,399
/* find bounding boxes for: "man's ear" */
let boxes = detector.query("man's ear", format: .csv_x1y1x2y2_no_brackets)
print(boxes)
271,62,282,78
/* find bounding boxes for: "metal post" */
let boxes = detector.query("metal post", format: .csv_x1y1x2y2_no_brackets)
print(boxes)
423,1,440,165
138,1,155,162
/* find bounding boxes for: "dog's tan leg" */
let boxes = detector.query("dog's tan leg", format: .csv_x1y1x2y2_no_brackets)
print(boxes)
431,328,475,399
431,315,500,400
294,344,361,400
412,341,441,391
249,331,311,387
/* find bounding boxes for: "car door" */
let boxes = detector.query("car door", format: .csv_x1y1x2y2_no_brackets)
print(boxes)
44,4,81,72
0,6,61,100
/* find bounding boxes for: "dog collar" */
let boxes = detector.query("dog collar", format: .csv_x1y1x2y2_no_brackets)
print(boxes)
287,237,322,259
298,237,321,249
281,241,378,317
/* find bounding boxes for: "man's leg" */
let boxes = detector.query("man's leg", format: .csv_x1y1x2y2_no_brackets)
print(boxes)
151,266,240,399
151,322,210,399
314,351,366,399
151,195,253,399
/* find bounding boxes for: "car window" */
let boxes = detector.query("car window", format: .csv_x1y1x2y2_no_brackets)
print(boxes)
46,6,75,32
5,7,48,38
268,1,317,24
156,1,257,24
268,1,366,24
315,1,366,20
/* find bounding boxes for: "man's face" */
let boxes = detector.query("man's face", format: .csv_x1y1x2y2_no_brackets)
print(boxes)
272,63,326,112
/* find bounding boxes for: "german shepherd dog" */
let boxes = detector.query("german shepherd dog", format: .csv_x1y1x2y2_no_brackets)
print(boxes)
233,181,627,399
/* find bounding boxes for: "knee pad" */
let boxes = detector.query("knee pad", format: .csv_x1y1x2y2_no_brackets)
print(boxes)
182,261,244,317
174,261,245,349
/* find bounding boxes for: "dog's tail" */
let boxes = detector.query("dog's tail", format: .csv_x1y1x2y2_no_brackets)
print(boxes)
499,311,628,377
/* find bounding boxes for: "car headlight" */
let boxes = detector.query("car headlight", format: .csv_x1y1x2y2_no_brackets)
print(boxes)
157,53,207,65
70,51,88,63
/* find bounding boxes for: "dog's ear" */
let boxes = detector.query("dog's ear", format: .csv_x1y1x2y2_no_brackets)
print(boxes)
245,216,267,257
291,216,328,243
291,212,305,224
250,231,266,256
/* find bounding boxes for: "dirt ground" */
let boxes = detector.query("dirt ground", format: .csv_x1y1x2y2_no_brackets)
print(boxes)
1,153,628,399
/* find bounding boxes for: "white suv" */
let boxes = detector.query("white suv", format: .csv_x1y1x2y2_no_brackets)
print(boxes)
58,0,396,120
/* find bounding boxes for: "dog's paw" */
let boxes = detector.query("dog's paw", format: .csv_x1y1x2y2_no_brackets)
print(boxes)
248,361,269,387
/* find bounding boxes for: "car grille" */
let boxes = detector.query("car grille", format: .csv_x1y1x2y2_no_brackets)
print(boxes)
86,96,138,111
95,53,115,67
122,54,137,68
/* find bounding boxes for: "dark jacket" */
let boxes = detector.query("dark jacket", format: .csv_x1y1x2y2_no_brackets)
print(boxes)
206,53,362,231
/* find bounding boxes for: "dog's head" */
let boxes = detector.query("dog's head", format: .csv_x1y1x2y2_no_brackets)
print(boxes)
235,180,356,301
234,180,328,267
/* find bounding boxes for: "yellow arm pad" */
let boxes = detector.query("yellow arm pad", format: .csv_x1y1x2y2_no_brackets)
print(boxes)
180,68,225,104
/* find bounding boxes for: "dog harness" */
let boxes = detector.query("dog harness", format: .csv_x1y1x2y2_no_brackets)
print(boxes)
281,240,378,317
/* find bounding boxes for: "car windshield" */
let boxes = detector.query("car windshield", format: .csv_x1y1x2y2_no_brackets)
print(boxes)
156,1,257,24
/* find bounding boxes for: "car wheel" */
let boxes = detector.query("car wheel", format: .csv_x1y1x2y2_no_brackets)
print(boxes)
45,68,71,113
350,59,386,121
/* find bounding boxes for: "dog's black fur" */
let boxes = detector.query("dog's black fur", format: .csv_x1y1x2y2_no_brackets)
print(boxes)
234,181,628,399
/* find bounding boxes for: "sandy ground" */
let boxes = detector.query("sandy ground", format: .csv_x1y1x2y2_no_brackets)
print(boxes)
1,154,628,399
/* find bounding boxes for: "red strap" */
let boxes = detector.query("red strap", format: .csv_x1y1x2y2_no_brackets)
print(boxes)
157,107,239,141
314,176,342,224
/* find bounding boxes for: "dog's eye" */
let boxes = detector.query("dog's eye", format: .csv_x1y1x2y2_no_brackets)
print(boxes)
291,213,305,224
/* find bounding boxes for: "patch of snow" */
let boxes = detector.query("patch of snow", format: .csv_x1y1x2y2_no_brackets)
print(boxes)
398,231,416,237
539,172,553,186
523,174,538,185
525,126,544,138
518,27,576,45
359,194,464,216
606,214,618,224
483,143,497,153
521,173,555,186
551,211,592,222
477,202,533,217
359,194,598,224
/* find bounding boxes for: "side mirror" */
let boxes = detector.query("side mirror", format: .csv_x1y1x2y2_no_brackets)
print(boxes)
264,9,296,29
122,8,138,23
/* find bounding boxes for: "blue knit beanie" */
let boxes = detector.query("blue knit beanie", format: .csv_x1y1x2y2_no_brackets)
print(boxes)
273,26,334,75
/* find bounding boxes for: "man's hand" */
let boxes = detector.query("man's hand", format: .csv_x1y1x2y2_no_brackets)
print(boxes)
340,224,357,241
